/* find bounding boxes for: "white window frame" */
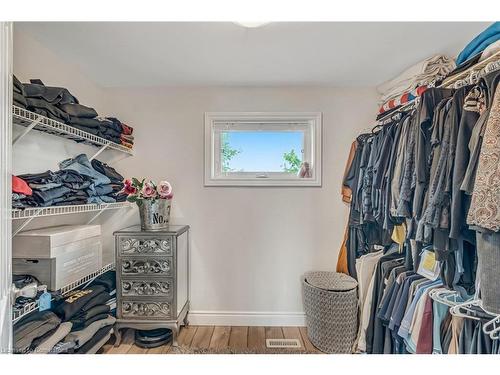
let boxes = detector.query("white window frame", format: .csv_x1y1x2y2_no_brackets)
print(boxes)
204,112,322,187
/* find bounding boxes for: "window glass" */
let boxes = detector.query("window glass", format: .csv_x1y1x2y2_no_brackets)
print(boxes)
221,131,304,173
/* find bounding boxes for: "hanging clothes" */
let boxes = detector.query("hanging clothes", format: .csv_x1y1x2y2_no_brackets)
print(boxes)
341,64,500,354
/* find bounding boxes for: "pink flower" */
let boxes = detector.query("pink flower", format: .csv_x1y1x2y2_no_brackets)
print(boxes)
141,181,157,198
121,179,137,196
158,181,173,199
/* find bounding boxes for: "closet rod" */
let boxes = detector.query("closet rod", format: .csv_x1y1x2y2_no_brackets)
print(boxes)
375,100,416,124
440,50,500,88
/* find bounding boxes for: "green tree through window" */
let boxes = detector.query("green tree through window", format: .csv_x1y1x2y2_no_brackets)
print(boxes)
221,133,241,172
282,149,302,174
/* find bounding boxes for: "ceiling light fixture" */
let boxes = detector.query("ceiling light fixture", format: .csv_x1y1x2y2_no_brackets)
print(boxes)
234,22,269,28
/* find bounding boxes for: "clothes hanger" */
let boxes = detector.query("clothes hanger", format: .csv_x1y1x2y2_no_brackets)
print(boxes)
449,298,482,321
429,288,464,307
449,283,483,321
483,313,500,339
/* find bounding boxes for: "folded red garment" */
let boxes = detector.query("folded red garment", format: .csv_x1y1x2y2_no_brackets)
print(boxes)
120,134,134,143
121,140,133,149
12,175,32,196
121,122,133,135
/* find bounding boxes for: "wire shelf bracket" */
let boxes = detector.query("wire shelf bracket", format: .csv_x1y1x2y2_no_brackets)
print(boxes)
89,141,110,161
86,203,110,224
12,114,42,145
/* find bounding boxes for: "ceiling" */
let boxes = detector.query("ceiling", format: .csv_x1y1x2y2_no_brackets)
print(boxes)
16,22,491,88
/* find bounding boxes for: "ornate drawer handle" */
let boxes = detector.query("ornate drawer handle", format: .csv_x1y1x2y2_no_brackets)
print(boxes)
120,238,172,254
122,301,171,317
122,280,172,296
122,259,171,274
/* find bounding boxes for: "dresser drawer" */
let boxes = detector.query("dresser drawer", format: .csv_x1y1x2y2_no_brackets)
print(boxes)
120,300,172,320
120,257,173,277
118,236,173,256
121,278,174,299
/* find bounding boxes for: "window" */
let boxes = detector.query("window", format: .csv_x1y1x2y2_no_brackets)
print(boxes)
204,112,322,186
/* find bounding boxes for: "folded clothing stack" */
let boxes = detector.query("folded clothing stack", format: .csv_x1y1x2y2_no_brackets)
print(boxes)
13,310,62,353
12,154,126,209
13,269,117,354
90,159,127,203
51,283,116,354
89,270,117,317
376,55,456,109
13,77,135,150
377,85,428,118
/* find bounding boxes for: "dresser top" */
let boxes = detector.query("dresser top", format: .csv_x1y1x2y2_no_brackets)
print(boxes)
114,225,189,236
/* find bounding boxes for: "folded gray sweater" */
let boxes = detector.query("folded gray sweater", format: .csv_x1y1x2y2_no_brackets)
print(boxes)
34,322,73,353
64,315,115,348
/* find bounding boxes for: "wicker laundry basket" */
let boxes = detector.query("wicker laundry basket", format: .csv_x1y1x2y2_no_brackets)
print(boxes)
302,271,358,353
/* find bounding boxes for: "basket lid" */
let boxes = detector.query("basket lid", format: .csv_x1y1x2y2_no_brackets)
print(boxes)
304,271,358,291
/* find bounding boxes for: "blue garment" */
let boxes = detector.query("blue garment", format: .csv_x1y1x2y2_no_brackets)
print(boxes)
59,154,110,187
397,279,441,339
431,300,449,354
388,274,423,330
403,281,443,354
456,22,500,65
431,293,465,354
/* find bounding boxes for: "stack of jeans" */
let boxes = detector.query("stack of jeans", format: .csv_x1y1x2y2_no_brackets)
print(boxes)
16,170,89,207
13,154,125,209
90,159,126,202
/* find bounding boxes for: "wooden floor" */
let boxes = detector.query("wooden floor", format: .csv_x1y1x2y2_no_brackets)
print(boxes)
99,326,323,354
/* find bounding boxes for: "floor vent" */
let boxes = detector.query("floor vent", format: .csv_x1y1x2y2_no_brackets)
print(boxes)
266,339,301,349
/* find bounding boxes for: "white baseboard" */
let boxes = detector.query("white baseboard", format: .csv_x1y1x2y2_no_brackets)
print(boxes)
188,310,306,326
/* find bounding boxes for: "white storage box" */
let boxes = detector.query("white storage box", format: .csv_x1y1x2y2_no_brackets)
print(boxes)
13,225,102,291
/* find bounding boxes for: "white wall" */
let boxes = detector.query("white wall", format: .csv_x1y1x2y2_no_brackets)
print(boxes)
13,28,378,325
104,86,377,325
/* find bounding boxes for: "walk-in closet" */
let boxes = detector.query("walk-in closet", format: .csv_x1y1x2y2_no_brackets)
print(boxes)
1,10,500,370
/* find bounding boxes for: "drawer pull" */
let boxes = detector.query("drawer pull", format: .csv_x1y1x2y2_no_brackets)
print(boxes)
122,301,171,318
122,280,172,296
122,259,171,275
120,237,171,255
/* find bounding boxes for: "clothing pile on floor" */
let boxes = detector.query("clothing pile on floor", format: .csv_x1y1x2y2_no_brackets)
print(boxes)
338,30,500,353
13,76,134,149
13,271,117,354
12,154,126,209
376,55,456,115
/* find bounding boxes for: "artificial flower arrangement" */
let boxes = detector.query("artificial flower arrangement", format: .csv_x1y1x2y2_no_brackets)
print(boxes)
121,178,173,204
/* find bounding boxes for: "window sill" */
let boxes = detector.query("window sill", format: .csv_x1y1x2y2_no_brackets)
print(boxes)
204,177,322,187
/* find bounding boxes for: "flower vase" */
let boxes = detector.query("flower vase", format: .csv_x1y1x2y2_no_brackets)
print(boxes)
138,199,171,231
